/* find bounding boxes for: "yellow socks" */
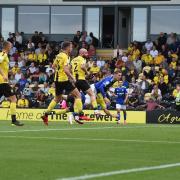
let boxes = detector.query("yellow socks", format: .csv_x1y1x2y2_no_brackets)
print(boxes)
74,98,83,114
10,102,16,115
47,99,57,113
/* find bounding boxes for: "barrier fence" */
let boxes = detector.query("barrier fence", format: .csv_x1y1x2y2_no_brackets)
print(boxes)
0,108,179,124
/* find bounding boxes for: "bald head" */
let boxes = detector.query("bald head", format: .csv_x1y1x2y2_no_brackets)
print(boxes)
79,48,88,58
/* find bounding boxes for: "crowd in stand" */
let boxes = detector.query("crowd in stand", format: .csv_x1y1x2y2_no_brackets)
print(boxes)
0,31,179,111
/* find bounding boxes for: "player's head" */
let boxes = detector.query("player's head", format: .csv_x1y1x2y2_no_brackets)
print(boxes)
61,41,72,54
3,41,12,52
113,70,122,81
79,48,89,58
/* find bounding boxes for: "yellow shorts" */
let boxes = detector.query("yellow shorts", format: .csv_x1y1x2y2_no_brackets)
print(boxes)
96,93,107,109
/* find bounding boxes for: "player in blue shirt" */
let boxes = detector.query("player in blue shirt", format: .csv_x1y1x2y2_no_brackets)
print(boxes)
114,81,128,124
93,71,122,117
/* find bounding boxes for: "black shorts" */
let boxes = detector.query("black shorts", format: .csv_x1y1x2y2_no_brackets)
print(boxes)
0,83,15,98
55,81,76,96
75,80,90,92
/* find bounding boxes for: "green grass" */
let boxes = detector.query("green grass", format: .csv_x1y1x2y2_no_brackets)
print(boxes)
0,121,180,180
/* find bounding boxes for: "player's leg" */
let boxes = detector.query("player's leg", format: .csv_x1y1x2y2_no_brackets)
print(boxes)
42,82,63,125
3,83,24,126
97,93,117,118
70,87,84,124
122,109,127,125
116,104,121,124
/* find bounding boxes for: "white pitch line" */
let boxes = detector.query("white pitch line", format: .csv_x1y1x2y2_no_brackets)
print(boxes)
57,163,180,180
1,135,180,145
0,126,151,133
0,124,180,133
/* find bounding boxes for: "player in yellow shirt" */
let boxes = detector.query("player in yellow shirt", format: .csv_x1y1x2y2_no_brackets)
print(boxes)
0,41,23,126
41,41,86,125
71,48,98,112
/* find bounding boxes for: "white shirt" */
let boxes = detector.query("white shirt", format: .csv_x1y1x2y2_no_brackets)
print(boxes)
29,67,37,74
15,73,22,82
133,60,142,72
16,35,22,44
145,42,153,51
28,43,35,49
122,56,128,63
46,67,54,74
35,48,41,55
150,50,158,58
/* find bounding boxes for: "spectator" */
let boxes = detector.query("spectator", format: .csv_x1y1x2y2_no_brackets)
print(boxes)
145,38,153,51
28,62,37,75
151,84,162,102
37,49,47,65
90,32,99,47
15,69,22,82
88,44,96,58
150,46,158,58
35,42,42,55
15,32,23,45
27,39,35,50
73,31,81,45
19,74,28,91
17,94,29,108
0,98,10,108
31,31,41,48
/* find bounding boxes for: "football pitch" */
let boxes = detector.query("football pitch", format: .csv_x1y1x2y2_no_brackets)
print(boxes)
0,121,180,180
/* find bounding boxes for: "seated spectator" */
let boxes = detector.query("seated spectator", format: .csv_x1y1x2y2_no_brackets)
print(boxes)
31,31,41,48
19,74,28,91
151,85,162,102
35,42,42,55
88,44,96,58
154,51,165,65
23,83,33,98
27,39,35,50
11,62,20,75
28,62,37,75
90,61,100,77
131,45,140,61
122,52,128,63
17,94,29,108
40,82,49,95
158,77,169,96
46,62,54,75
150,46,158,58
141,51,153,65
39,72,47,84
15,69,22,82
145,38,153,51
12,50,20,62
15,32,23,45
170,57,177,70
133,56,142,74
0,98,10,108
48,83,55,97
28,50,37,63
37,49,47,65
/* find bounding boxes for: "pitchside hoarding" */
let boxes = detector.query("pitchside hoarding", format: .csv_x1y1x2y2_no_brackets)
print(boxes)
0,108,145,123
146,110,180,124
